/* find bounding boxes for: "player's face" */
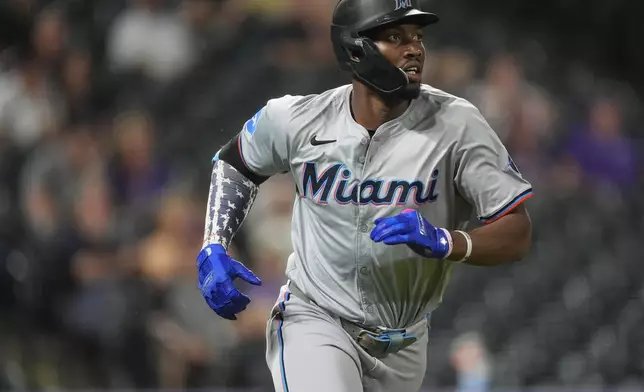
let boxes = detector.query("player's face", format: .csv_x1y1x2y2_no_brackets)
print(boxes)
371,24,425,99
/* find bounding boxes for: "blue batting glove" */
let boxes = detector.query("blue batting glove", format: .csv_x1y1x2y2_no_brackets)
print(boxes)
197,244,262,320
370,209,452,259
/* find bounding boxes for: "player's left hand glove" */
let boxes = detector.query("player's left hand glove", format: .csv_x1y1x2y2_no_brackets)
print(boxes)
370,209,453,259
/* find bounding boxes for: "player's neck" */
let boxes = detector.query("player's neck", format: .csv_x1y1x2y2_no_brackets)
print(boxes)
350,83,410,131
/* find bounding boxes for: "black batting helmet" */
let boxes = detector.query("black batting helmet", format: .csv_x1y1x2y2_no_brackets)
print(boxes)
331,0,439,95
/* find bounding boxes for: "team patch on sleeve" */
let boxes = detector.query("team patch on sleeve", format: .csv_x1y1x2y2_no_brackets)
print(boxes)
507,155,520,174
243,107,264,137
211,149,221,163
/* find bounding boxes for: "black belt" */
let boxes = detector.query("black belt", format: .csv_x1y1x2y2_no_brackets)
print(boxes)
287,281,417,358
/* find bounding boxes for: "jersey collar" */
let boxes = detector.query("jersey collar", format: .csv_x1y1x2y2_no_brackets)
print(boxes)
342,85,425,139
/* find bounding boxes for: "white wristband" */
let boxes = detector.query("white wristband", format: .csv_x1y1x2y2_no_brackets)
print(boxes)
453,230,472,263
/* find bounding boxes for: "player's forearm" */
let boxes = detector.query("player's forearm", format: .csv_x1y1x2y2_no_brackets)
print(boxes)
202,160,259,250
447,207,532,266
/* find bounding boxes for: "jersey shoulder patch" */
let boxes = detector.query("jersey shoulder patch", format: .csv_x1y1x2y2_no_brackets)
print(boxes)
507,155,520,174
243,107,263,137
240,95,302,140
241,89,345,141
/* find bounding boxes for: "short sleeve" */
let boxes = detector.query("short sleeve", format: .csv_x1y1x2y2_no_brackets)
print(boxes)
220,98,290,177
454,105,533,224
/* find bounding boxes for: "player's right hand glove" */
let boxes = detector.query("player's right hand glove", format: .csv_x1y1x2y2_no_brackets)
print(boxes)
197,243,262,320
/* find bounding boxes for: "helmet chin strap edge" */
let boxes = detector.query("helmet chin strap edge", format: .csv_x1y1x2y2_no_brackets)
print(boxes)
355,68,410,95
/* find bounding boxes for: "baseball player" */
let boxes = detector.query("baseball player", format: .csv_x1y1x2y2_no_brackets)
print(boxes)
196,0,534,391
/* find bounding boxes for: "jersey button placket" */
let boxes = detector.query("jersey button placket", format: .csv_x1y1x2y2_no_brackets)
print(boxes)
356,215,370,321
357,134,376,323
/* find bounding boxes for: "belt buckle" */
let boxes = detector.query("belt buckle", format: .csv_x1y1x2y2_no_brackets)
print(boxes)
374,325,406,335
356,326,416,358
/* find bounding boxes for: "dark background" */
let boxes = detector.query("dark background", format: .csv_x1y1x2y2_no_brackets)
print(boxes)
0,0,642,390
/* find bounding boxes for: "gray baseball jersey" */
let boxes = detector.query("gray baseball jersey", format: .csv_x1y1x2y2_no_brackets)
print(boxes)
239,84,533,329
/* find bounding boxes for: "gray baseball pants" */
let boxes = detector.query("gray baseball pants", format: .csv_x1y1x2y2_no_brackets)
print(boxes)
265,282,430,392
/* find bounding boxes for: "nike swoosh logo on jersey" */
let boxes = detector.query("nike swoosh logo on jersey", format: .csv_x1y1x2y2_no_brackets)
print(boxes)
310,135,336,146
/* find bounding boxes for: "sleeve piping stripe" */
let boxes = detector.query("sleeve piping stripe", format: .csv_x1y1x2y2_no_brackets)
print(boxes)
237,135,251,171
480,188,534,224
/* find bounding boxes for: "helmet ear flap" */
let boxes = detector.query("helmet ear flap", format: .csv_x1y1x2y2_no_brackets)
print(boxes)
330,23,407,95
351,37,408,94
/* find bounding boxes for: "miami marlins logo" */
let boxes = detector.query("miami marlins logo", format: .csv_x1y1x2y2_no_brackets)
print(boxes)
300,162,439,206
394,0,413,11
507,155,520,174
243,108,263,137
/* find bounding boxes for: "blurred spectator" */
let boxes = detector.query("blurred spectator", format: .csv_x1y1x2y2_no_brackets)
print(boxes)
57,46,114,124
563,96,638,190
504,87,557,192
20,123,104,243
59,48,93,121
31,7,67,68
107,0,197,83
0,51,62,150
107,110,173,240
464,54,554,146
450,332,492,392
72,168,117,247
17,125,109,337
460,52,558,193
423,48,476,97
62,248,129,388
465,54,524,142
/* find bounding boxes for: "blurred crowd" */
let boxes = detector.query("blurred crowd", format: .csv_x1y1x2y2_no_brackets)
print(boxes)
0,0,642,391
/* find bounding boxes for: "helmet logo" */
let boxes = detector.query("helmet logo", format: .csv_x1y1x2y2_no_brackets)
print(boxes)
394,0,412,10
